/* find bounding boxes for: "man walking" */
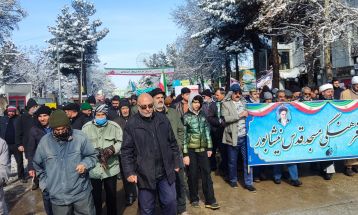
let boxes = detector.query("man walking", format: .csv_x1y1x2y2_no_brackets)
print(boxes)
63,103,90,130
150,88,188,215
33,110,97,215
121,93,181,215
27,105,53,214
0,106,26,183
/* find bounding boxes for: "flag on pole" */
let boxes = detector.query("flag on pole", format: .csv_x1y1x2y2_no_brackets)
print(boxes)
159,71,168,95
130,80,137,92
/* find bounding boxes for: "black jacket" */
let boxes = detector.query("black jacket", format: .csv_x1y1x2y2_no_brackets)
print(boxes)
121,112,180,190
334,87,344,100
108,107,120,120
206,102,225,134
70,112,90,130
27,124,48,170
15,112,36,156
0,115,18,142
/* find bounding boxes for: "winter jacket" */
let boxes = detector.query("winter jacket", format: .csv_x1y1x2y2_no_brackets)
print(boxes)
107,107,120,120
334,87,344,100
183,93,212,155
0,138,9,186
15,112,36,154
175,101,189,122
71,112,90,130
0,116,18,143
207,101,226,143
340,88,358,100
82,120,122,179
27,125,51,171
161,107,184,152
121,112,180,190
33,130,97,205
221,96,247,146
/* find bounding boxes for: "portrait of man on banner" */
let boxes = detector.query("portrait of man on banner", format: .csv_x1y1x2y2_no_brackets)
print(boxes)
277,105,290,127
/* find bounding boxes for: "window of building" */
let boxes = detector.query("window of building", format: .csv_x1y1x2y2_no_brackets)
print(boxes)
279,50,290,70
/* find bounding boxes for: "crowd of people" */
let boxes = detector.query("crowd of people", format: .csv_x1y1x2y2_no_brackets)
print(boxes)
0,75,357,215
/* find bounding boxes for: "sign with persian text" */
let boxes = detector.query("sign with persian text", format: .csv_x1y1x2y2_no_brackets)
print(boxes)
246,100,358,166
105,67,175,76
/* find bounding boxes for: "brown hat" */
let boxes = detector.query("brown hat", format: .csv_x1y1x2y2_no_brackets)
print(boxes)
49,110,70,128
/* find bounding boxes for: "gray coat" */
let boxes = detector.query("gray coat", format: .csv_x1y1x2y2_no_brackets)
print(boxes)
33,130,97,205
221,95,247,146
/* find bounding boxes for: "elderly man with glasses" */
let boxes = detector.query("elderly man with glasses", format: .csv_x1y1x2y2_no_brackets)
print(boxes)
121,93,181,215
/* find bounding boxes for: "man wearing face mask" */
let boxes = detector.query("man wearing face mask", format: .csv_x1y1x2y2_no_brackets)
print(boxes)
121,93,181,215
150,88,187,215
33,110,97,215
82,105,122,215
15,98,39,180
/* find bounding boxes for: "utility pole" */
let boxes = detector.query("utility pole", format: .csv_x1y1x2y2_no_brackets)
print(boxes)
324,0,333,82
56,38,62,105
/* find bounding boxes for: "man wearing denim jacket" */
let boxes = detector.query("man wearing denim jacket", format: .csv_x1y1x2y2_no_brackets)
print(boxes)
33,110,97,215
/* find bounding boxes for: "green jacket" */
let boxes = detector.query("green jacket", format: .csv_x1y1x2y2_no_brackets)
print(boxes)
82,120,123,179
183,111,212,155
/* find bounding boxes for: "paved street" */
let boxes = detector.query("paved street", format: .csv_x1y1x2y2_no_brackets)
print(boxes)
5,162,358,215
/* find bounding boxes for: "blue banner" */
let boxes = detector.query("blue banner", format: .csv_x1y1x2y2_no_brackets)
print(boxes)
246,101,358,166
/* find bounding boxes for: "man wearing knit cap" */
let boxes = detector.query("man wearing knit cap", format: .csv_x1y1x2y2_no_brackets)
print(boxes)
15,98,38,171
113,99,137,206
340,76,358,176
28,105,53,214
318,83,336,180
82,104,123,215
33,110,97,215
0,106,26,183
63,103,90,130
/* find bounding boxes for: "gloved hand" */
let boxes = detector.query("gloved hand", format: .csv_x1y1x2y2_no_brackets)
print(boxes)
99,145,115,169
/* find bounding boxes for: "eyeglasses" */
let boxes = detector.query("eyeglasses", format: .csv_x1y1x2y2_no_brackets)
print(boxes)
138,103,154,110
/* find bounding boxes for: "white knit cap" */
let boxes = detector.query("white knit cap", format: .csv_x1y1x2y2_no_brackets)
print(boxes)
352,76,358,85
319,83,333,93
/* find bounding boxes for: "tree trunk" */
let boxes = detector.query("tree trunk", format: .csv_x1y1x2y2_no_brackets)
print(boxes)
225,54,232,92
324,0,333,82
235,53,240,82
272,36,280,89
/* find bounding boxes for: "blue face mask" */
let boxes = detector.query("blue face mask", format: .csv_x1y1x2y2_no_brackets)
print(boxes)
95,117,107,126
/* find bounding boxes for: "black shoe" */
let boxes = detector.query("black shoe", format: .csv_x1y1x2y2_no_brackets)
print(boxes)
345,168,355,176
125,196,136,206
323,173,333,180
244,185,257,192
273,178,281,184
191,201,200,208
205,202,220,210
229,182,238,188
290,180,302,187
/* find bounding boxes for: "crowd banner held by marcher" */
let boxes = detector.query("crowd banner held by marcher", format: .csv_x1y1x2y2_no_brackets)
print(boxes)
239,69,256,92
247,100,358,167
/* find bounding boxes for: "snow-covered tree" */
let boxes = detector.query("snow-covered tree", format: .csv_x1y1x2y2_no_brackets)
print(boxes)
247,0,358,83
87,65,116,96
0,0,26,45
0,41,23,84
47,0,109,97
